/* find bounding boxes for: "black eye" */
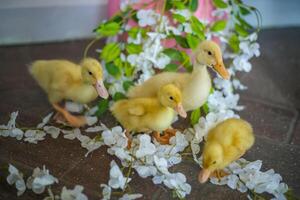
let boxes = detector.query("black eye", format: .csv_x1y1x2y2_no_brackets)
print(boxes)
212,161,217,164
169,96,174,100
207,51,212,55
88,71,93,75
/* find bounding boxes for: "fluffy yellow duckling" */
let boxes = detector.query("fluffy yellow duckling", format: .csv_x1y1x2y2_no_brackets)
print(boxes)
110,84,187,143
30,58,108,127
127,40,230,111
198,118,255,183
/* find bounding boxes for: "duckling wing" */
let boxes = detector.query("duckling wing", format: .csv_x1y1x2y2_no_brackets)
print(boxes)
127,72,187,98
128,105,145,116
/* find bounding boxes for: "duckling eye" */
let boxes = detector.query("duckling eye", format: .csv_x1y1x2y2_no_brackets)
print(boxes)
88,71,93,75
207,51,212,56
212,161,217,164
169,96,174,100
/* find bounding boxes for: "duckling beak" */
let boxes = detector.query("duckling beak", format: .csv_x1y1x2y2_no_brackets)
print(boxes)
198,168,211,183
175,103,187,118
213,61,230,80
95,80,109,99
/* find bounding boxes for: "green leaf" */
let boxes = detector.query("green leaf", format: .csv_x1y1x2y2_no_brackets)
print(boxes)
190,108,201,125
189,0,198,12
126,43,142,54
236,14,252,29
101,43,120,63
186,34,200,49
172,1,186,9
96,99,109,116
228,34,240,53
239,6,251,15
174,35,190,48
212,0,228,8
128,27,139,38
190,16,205,40
173,13,186,23
210,20,227,32
163,48,184,62
113,58,123,68
95,22,120,36
106,62,121,77
235,23,249,37
202,102,210,115
123,81,134,91
113,92,127,101
164,63,178,72
124,62,135,77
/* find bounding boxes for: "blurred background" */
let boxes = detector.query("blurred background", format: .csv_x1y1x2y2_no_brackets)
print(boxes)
0,0,300,45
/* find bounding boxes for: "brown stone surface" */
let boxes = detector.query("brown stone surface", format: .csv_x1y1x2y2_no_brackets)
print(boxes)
0,28,300,199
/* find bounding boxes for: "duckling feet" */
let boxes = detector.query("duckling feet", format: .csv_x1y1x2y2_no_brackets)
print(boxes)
152,129,177,145
125,130,132,149
211,170,229,180
52,103,86,127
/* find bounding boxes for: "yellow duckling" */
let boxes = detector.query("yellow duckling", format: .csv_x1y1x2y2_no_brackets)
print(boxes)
127,40,230,112
110,84,187,143
198,118,255,183
30,58,108,127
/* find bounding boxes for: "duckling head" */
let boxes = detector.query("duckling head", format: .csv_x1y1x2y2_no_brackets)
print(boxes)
81,58,109,99
193,40,230,80
198,142,224,183
158,84,187,118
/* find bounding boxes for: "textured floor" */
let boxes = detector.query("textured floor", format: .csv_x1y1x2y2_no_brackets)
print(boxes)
0,27,299,199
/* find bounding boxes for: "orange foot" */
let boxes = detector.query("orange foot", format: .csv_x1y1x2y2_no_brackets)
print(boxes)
125,130,132,149
152,129,177,145
52,103,86,127
211,170,229,180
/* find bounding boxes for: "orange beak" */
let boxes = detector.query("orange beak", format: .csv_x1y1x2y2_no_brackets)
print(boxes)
198,168,212,183
213,61,230,80
175,103,187,118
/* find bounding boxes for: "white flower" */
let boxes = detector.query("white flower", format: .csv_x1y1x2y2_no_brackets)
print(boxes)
137,9,158,27
183,23,192,33
85,105,98,116
108,160,131,190
65,102,84,113
0,111,24,140
85,123,107,132
163,173,191,198
240,41,260,57
135,165,157,178
102,126,128,148
232,79,247,90
43,126,60,139
7,164,26,196
60,185,88,200
153,156,169,174
80,136,103,157
85,116,98,126
172,9,192,20
26,166,58,194
100,184,111,200
208,91,244,112
169,132,189,153
232,55,252,72
119,193,143,200
213,77,233,95
153,53,171,69
62,128,81,140
37,113,53,129
24,130,46,144
135,134,156,158
127,32,142,45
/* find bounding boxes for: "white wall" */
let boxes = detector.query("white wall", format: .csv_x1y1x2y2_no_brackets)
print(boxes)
0,0,300,45
244,0,300,28
0,0,108,45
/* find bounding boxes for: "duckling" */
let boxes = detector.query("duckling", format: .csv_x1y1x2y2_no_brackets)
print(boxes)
30,58,108,127
198,118,255,183
127,40,230,111
110,84,187,144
